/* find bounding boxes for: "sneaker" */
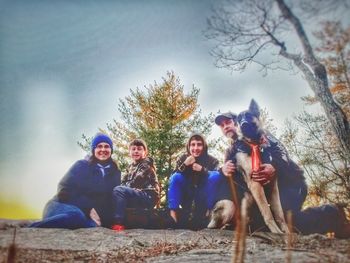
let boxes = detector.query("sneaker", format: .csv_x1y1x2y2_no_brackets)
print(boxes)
334,204,350,239
111,224,125,231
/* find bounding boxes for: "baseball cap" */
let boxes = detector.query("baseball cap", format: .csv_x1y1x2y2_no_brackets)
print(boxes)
214,112,237,125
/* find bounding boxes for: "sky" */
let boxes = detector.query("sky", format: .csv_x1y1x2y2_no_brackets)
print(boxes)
0,0,344,218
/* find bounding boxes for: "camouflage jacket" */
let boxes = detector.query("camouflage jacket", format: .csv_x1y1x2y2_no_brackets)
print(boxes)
122,157,159,198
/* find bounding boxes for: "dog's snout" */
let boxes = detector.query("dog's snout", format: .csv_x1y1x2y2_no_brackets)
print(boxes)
239,117,257,138
240,120,249,131
238,113,248,126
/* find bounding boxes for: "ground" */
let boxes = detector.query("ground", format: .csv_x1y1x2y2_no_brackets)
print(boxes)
0,219,349,262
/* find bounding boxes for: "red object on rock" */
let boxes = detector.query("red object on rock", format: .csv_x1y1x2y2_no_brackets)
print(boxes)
111,224,125,231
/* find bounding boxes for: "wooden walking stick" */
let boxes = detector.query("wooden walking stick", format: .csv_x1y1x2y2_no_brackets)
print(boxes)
227,174,245,263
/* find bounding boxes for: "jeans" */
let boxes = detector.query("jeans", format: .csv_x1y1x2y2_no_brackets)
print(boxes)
207,171,235,209
167,171,225,222
112,186,155,224
29,200,97,229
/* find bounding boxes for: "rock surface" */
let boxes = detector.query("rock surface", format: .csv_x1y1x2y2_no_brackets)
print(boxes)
0,219,349,262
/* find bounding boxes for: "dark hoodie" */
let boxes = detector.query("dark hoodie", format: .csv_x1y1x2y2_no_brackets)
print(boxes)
121,157,159,200
174,134,219,185
54,158,121,226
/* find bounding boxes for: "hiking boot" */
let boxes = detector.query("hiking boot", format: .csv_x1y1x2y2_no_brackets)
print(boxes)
111,224,125,231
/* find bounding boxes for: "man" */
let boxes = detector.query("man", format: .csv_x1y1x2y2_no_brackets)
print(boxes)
216,112,275,187
214,112,238,178
112,139,159,231
215,112,350,238
168,133,220,229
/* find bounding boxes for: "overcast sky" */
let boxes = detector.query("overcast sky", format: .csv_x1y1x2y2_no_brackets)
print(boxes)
0,0,345,216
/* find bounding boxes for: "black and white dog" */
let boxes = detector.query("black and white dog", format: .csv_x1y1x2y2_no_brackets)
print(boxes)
208,99,289,234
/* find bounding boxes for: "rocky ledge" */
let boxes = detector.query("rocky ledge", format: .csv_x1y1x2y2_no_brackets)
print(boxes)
0,219,349,262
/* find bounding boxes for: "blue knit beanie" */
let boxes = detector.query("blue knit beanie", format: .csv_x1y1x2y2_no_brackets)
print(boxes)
91,133,113,153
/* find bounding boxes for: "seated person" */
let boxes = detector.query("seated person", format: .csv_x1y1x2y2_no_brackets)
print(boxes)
112,139,160,231
215,111,350,238
30,133,121,229
167,133,222,229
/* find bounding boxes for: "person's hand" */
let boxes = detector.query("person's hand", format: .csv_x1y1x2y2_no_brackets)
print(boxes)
192,163,203,172
251,163,276,185
90,208,101,226
222,160,236,177
184,156,196,166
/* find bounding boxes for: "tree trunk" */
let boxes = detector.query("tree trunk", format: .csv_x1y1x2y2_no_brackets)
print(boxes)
310,64,350,158
276,0,350,159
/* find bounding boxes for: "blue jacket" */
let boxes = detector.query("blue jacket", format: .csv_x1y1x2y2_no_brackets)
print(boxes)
53,159,121,224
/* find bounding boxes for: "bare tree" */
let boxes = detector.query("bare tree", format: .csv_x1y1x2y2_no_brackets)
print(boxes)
206,0,350,158
281,112,350,205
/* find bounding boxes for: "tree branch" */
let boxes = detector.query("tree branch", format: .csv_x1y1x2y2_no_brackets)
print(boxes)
275,0,316,62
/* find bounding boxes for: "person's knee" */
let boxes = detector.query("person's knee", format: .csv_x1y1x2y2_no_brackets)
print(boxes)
169,172,186,186
65,210,95,228
113,185,128,197
207,170,223,184
66,209,86,221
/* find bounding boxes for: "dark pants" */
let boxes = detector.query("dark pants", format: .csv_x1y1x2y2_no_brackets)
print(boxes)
29,200,97,229
112,186,155,224
204,171,341,235
294,204,342,235
249,181,342,234
280,182,308,213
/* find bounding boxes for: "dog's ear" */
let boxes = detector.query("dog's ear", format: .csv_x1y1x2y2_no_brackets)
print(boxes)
249,99,260,118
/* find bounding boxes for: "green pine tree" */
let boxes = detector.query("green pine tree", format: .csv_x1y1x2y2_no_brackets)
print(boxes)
79,71,215,205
